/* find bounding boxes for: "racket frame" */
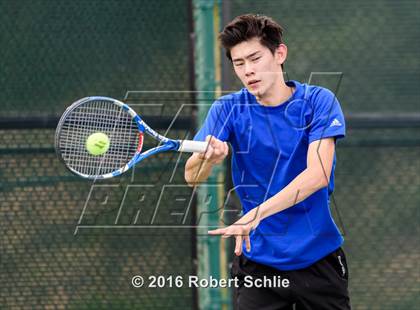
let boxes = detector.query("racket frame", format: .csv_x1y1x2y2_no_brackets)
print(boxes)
55,96,207,179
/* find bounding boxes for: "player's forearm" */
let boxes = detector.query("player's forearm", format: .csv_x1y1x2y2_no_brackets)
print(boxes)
184,154,214,186
251,168,328,222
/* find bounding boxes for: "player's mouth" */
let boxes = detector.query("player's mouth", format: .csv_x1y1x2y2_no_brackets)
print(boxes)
247,79,261,89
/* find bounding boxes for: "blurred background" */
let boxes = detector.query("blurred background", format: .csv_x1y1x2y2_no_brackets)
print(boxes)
1,0,419,309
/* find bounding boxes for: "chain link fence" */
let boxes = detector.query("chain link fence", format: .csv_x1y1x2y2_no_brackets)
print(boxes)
224,1,420,309
1,0,419,309
1,0,198,309
227,0,420,113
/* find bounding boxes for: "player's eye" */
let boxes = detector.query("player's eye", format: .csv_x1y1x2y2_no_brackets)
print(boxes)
251,57,261,62
234,62,244,67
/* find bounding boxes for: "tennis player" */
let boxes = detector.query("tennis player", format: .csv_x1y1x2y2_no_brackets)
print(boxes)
185,14,351,309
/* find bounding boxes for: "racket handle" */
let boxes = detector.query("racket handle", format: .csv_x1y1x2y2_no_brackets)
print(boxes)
178,140,208,153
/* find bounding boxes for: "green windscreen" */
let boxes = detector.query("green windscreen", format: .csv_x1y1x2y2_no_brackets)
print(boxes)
1,1,198,309
223,1,420,309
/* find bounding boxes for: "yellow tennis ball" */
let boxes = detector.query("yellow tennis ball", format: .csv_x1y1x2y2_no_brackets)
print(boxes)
86,132,110,156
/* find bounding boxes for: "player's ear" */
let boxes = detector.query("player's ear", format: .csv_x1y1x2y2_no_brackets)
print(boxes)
275,44,287,66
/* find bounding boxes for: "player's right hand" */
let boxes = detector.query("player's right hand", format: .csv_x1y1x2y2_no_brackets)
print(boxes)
198,135,229,164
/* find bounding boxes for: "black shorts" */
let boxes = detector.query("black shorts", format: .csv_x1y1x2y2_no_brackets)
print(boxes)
231,247,351,310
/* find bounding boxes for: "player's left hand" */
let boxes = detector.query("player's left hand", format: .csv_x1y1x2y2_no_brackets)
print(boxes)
208,207,261,256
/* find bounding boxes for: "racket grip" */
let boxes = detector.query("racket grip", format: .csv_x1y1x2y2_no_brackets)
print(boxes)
178,140,208,153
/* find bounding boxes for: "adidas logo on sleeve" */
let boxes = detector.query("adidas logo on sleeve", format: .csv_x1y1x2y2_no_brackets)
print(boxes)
330,118,342,127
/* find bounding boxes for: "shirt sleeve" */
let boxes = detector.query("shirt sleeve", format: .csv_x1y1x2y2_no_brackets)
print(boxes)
193,99,233,142
308,88,346,144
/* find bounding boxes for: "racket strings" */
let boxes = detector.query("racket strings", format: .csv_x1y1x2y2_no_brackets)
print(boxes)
58,99,140,177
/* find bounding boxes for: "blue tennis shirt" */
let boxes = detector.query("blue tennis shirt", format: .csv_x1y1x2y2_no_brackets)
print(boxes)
194,80,346,270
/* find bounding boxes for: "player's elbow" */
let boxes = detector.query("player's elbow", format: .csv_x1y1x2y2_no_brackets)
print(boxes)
318,177,329,189
308,167,330,190
315,170,331,189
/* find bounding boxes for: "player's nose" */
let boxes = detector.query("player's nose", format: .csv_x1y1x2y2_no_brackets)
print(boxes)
244,62,255,77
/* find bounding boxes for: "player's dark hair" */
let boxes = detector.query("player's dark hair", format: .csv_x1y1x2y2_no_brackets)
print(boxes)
219,14,285,62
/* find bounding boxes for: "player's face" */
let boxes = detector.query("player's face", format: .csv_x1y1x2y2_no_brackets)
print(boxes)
230,38,285,98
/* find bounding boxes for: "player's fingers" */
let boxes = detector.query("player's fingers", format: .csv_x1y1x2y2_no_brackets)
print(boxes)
201,136,213,155
211,137,224,150
245,236,251,252
208,228,226,235
209,136,219,147
216,141,227,157
213,146,222,157
223,142,229,156
198,145,209,158
222,228,236,238
235,235,243,256
206,136,216,149
204,147,214,160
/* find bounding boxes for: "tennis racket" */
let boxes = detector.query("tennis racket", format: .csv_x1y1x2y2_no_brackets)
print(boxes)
55,96,207,179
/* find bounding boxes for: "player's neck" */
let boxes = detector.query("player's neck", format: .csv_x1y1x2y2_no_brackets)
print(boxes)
256,80,293,107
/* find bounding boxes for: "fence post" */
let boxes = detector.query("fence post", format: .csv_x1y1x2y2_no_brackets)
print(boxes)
192,0,231,309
